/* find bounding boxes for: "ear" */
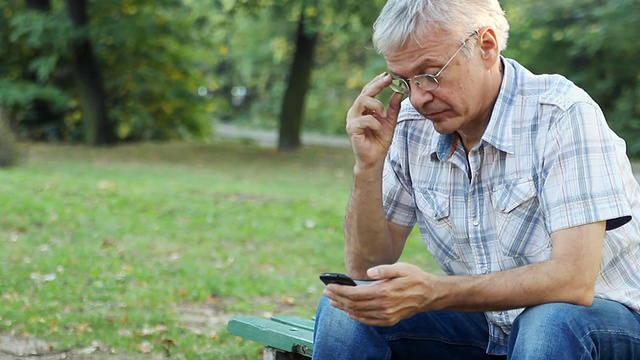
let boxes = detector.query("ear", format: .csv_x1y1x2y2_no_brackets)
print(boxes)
477,26,500,68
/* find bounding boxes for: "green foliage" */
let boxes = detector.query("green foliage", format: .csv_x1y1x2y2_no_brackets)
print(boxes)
0,79,68,110
89,0,216,140
3,0,639,153
503,0,640,156
0,2,74,135
210,1,388,134
0,0,216,142
215,0,640,154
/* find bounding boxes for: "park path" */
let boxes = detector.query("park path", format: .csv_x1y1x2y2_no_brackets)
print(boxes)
215,123,351,148
216,123,640,183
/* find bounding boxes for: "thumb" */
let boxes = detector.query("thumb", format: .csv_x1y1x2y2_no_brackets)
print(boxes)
367,263,408,280
383,92,403,121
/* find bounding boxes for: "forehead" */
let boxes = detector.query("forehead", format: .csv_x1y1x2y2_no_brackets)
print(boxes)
384,31,454,77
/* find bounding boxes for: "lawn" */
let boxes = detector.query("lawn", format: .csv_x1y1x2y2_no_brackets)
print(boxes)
0,141,437,359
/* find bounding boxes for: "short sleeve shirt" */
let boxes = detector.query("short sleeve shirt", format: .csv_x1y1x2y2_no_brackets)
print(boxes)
382,57,640,349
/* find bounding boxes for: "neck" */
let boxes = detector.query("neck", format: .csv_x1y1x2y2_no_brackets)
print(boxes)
458,59,504,153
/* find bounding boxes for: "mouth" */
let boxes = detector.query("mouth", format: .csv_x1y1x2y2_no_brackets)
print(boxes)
424,110,448,119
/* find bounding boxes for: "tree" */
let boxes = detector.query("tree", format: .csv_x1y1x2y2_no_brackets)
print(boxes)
0,107,19,167
277,10,318,151
1,0,216,144
6,0,70,141
65,0,113,145
215,0,386,151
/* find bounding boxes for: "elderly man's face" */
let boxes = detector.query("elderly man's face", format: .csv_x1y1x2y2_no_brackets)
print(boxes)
385,27,501,141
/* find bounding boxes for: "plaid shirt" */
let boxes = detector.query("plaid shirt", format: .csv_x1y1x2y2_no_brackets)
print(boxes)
382,57,640,350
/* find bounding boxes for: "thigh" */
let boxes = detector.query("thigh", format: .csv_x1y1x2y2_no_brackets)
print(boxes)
376,310,503,359
509,299,640,360
313,295,502,360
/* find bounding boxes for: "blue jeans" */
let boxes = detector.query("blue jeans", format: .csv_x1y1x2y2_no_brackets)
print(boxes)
312,296,640,359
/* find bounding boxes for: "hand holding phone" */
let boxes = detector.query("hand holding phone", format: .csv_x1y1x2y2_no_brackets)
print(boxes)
319,272,357,286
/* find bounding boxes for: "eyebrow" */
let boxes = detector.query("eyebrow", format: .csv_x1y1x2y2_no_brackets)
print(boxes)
390,54,444,79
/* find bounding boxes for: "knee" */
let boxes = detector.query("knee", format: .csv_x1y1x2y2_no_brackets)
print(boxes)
512,302,584,335
509,303,590,358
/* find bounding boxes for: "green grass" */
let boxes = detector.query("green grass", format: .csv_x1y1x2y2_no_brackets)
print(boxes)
0,141,438,359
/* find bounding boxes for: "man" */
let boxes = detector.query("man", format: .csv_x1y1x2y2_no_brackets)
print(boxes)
312,0,640,359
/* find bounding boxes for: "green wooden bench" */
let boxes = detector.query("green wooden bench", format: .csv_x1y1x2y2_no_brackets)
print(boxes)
227,315,315,359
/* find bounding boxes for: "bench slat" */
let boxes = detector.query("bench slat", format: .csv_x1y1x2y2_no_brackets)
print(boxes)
227,316,314,357
270,315,315,332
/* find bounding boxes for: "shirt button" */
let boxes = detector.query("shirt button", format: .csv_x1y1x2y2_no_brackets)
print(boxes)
473,219,479,226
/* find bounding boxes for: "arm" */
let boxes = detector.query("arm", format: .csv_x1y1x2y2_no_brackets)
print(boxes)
343,73,408,279
344,168,413,279
440,221,604,310
326,221,605,326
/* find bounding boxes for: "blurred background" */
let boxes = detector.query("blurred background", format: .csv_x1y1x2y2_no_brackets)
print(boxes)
1,1,640,358
0,0,639,154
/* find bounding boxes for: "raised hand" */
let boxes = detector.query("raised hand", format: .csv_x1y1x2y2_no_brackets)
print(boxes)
346,72,403,170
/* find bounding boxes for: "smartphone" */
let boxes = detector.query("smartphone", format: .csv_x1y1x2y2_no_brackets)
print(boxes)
319,272,357,286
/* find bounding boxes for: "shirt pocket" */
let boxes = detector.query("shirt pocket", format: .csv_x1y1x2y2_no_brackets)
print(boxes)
414,187,461,265
490,178,550,259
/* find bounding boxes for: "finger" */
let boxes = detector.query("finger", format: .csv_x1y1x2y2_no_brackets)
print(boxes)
347,95,386,119
360,72,393,98
385,91,403,121
346,115,383,136
324,282,379,300
345,301,405,326
367,262,412,281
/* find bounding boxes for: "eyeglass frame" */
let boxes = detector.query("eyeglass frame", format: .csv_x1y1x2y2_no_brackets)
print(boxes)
389,31,479,95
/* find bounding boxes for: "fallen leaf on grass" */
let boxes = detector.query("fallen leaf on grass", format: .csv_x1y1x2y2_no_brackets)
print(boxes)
213,256,234,269
137,341,153,353
141,325,168,336
161,338,176,347
120,264,134,274
102,238,116,248
30,273,57,283
207,294,217,303
282,297,296,305
97,181,117,190
161,338,177,357
118,328,133,337
74,322,93,334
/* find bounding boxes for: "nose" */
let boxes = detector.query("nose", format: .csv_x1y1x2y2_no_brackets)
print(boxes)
409,88,435,108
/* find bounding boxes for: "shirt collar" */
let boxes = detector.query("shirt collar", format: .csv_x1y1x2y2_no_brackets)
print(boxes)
482,57,517,155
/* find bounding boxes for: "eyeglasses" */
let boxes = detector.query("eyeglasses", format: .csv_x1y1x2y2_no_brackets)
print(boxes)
389,31,479,95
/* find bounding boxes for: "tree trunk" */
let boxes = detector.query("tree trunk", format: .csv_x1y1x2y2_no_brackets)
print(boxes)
277,13,318,151
65,0,113,145
0,107,19,167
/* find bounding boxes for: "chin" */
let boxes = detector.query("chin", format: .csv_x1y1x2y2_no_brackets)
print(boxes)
429,118,456,135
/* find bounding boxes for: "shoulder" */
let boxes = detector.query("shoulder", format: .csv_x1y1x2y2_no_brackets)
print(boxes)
505,58,598,111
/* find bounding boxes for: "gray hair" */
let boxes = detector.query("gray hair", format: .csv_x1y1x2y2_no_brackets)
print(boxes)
373,0,510,56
